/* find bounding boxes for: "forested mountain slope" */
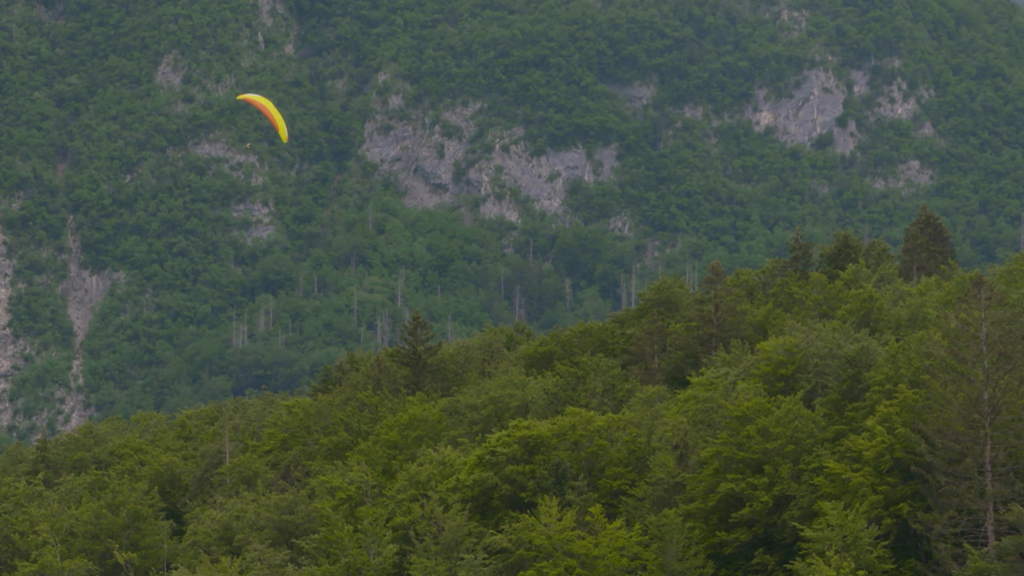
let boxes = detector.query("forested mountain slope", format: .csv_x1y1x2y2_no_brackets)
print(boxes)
3,240,1023,575
2,0,1024,437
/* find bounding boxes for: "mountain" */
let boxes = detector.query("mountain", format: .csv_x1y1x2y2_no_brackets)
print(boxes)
3,0,1024,438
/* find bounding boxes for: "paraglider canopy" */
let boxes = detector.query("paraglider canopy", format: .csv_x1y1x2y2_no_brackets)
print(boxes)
236,94,288,143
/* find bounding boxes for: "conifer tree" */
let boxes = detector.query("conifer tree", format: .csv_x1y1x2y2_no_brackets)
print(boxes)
394,309,442,393
899,205,956,282
787,227,816,277
818,230,863,280
694,261,745,357
864,238,895,271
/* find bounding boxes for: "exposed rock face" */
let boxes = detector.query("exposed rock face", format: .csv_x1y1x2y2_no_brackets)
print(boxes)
480,196,521,222
189,140,264,184
833,120,861,155
35,3,65,22
872,77,920,120
743,66,931,154
873,160,933,192
610,82,655,109
253,0,296,54
156,52,184,88
361,104,617,220
361,103,473,209
774,7,809,38
0,229,26,432
681,105,704,120
365,64,934,217
608,214,633,237
257,0,286,27
190,141,258,165
850,70,870,96
232,200,276,242
0,216,120,436
747,69,846,147
58,216,123,432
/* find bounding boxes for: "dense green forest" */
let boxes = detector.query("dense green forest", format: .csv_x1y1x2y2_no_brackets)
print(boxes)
3,215,1023,575
3,0,1024,436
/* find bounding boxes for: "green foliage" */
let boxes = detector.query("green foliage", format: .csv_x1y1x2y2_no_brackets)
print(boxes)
391,309,443,394
496,496,654,575
6,7,1024,574
788,227,817,278
789,502,895,576
7,245,1024,574
899,205,957,282
4,0,1024,436
819,231,864,281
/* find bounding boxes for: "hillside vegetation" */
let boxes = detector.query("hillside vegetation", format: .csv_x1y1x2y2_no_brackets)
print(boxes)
2,225,1023,575
2,0,1024,434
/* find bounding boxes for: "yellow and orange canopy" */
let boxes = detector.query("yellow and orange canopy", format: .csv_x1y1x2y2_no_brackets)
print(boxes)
236,93,288,143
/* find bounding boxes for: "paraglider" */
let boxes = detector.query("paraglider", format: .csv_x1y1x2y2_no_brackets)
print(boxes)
236,93,288,143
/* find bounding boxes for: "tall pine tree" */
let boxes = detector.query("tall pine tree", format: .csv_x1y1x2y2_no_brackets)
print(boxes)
818,230,863,280
694,261,746,357
393,309,442,393
899,205,956,282
787,227,816,277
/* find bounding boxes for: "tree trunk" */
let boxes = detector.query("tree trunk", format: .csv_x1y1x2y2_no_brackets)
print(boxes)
923,275,1024,557
631,264,637,308
980,286,996,552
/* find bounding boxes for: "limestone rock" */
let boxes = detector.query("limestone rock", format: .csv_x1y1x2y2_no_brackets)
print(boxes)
361,103,617,219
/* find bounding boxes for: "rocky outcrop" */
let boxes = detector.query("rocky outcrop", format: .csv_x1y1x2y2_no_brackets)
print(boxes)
254,0,296,54
189,140,265,184
0,215,119,436
850,70,870,97
190,140,258,165
608,214,633,237
35,3,65,22
156,52,184,88
364,63,935,217
257,0,286,27
58,216,123,432
232,200,276,243
871,77,922,121
361,104,617,220
770,6,808,39
610,82,655,109
743,66,932,154
872,160,933,193
680,105,705,120
833,120,861,155
0,229,26,433
746,69,847,148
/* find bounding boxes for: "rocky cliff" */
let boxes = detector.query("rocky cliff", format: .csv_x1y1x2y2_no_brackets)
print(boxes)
58,216,122,432
362,63,937,212
361,100,616,222
0,229,26,434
